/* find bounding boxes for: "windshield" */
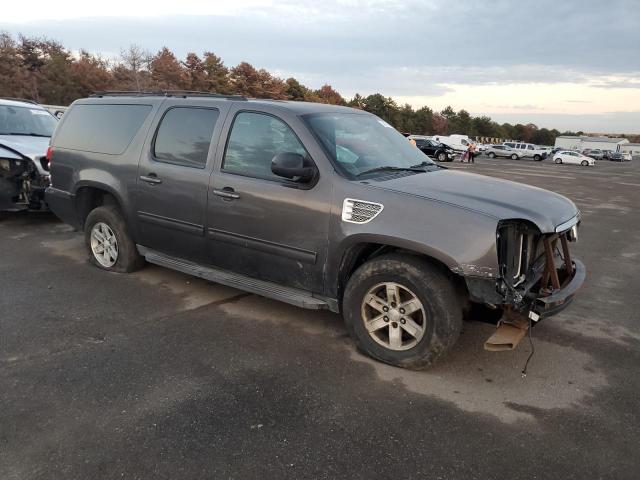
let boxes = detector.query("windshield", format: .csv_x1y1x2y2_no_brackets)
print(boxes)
303,113,435,178
0,105,57,137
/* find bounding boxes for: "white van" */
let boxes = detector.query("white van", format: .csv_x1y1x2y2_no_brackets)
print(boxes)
431,134,475,153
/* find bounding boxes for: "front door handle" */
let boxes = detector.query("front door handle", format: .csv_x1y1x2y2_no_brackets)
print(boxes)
140,174,162,185
213,188,240,200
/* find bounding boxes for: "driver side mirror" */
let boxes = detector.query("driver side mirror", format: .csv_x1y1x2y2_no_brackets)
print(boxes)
271,152,317,183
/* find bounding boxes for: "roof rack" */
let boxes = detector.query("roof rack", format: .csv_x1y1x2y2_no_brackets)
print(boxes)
0,97,40,105
89,90,248,101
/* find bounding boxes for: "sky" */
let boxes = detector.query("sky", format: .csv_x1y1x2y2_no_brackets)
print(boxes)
2,0,639,133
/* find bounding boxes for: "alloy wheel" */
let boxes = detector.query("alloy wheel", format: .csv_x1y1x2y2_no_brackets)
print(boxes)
90,222,119,267
361,282,426,351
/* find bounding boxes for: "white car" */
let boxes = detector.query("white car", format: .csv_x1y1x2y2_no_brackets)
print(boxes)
553,150,595,166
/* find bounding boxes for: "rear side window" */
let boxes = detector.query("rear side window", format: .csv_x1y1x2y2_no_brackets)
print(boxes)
153,107,219,168
223,112,308,180
54,104,151,154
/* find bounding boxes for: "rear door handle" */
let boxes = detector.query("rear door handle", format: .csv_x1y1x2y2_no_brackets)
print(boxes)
140,174,162,185
213,188,240,200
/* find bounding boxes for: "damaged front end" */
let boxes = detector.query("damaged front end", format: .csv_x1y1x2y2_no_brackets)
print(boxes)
0,149,50,212
496,217,584,317
475,217,585,351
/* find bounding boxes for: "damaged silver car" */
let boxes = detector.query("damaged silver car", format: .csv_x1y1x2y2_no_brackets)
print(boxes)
0,98,57,214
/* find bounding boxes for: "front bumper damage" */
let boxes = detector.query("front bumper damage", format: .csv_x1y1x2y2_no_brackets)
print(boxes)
0,154,50,212
470,218,586,351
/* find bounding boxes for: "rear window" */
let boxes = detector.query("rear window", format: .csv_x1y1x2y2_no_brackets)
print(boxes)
54,104,152,154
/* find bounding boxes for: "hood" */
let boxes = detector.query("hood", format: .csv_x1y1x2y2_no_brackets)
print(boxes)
368,169,578,233
0,135,50,161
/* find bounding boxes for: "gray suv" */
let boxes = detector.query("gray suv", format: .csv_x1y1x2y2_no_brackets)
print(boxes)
46,92,585,369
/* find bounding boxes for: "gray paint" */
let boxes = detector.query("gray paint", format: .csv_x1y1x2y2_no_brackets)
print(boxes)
47,95,581,310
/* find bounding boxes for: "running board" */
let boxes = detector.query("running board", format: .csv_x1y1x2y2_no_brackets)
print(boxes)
139,247,332,311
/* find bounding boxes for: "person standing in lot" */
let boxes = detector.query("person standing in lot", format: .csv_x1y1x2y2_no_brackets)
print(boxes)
468,143,477,164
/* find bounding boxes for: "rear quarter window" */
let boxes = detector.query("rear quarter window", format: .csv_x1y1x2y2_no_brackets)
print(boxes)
54,104,152,154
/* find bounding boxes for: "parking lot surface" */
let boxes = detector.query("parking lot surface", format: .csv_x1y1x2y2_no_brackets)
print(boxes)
1,157,639,479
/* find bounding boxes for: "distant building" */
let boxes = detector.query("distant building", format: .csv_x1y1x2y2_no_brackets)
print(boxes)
554,135,629,151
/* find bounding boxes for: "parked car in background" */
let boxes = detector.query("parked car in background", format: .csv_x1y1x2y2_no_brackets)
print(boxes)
553,150,595,166
583,149,605,160
602,150,614,160
502,142,547,161
485,144,517,159
409,136,455,162
46,92,584,369
0,97,58,214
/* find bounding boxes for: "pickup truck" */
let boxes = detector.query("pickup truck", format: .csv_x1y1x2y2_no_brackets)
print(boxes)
502,142,548,161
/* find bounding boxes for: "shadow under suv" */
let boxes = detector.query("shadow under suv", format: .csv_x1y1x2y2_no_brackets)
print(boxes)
46,92,585,369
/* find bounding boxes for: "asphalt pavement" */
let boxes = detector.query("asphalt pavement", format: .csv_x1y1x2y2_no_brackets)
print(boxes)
1,157,639,479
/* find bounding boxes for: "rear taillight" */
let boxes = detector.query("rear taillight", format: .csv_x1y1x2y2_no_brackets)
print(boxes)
45,146,53,170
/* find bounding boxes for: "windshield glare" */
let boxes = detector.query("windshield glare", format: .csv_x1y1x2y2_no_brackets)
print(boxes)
0,105,57,137
303,113,435,178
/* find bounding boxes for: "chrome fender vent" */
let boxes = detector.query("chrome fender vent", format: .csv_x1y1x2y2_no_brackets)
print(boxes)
342,198,383,224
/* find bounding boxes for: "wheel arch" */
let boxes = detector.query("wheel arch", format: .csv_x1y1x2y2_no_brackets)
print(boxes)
332,237,468,309
73,181,127,230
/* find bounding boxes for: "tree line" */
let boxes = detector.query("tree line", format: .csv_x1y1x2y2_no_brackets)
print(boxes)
0,33,626,145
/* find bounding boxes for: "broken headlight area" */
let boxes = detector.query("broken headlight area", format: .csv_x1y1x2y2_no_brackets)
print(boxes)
496,220,578,309
0,156,49,211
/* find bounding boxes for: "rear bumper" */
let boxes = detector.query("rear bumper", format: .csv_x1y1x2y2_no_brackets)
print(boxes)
532,258,585,318
45,187,80,228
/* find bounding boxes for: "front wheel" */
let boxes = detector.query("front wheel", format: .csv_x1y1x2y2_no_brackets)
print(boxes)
343,253,463,369
488,152,496,158
555,158,562,164
533,154,541,161
581,160,589,166
437,152,446,162
511,154,519,160
84,205,144,273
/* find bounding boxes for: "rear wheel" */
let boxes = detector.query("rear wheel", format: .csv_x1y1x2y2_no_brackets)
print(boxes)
343,253,463,369
511,154,519,160
84,205,144,273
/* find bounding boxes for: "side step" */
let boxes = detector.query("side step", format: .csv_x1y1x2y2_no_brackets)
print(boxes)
140,247,332,311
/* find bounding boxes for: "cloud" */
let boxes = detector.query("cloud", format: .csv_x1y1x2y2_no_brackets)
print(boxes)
1,0,638,131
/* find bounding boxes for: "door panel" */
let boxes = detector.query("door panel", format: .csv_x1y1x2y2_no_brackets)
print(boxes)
135,102,226,262
206,109,331,293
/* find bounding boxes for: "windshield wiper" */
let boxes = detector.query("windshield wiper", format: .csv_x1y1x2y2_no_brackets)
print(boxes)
356,165,428,178
409,160,437,169
2,132,51,137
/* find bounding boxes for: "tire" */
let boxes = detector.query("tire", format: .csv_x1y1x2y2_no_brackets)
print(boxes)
581,160,589,166
488,152,496,158
84,205,144,273
511,154,519,160
533,154,541,161
437,152,446,162
555,158,562,164
343,253,463,370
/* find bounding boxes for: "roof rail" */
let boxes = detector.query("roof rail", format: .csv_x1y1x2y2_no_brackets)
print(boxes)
89,90,248,101
0,97,40,105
